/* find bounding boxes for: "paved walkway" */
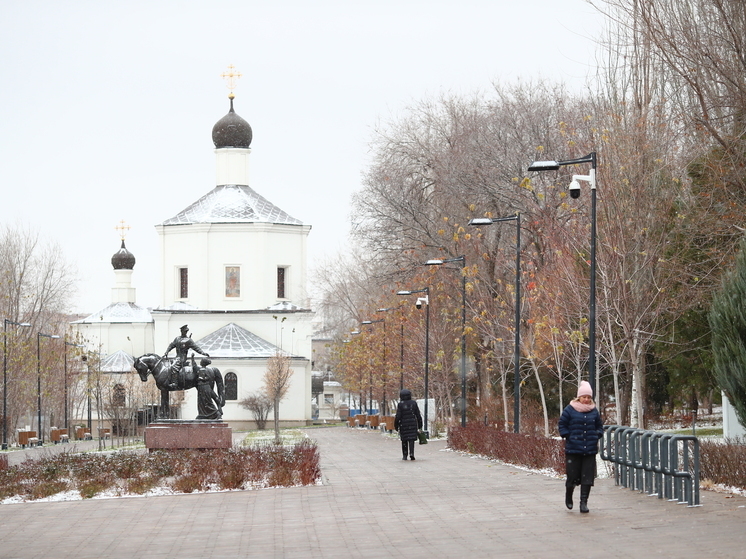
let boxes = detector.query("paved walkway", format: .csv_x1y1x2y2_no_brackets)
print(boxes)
0,426,745,558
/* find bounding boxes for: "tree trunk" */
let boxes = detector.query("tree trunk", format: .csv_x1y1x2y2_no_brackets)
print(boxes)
273,399,281,444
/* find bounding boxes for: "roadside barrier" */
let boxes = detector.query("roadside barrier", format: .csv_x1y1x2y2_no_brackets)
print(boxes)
600,425,700,507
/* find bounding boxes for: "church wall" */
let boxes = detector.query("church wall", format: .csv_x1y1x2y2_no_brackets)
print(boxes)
180,357,311,424
215,148,250,186
156,222,310,311
74,322,154,360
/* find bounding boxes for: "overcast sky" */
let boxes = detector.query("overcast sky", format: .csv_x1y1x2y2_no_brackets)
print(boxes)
0,1,602,315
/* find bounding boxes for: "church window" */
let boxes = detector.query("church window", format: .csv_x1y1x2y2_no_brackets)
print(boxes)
225,266,240,297
179,267,188,299
224,372,238,400
277,267,286,299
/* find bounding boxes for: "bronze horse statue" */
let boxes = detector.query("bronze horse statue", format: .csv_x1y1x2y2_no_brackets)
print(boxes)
133,353,200,419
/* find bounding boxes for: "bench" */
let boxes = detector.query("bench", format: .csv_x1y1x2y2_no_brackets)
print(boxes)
27,437,39,447
380,416,396,433
50,428,69,444
75,427,92,440
18,430,37,448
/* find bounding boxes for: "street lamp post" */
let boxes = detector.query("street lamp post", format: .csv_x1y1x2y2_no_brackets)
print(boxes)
37,332,60,445
3,319,31,449
397,287,430,435
64,340,84,435
376,305,405,406
468,213,521,433
349,330,365,413
361,318,385,415
528,152,597,394
425,256,467,427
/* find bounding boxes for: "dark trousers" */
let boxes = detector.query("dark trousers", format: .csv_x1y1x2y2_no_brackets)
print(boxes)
565,453,596,487
401,439,415,458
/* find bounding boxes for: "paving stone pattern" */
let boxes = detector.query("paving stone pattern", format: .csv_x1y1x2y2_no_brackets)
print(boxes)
0,426,745,558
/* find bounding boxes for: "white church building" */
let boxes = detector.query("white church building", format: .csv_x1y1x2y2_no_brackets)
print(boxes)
72,92,314,430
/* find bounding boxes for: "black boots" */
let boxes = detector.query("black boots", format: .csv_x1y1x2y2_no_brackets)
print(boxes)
579,484,591,513
565,486,574,510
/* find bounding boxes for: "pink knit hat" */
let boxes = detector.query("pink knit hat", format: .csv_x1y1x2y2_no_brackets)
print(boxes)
577,380,593,398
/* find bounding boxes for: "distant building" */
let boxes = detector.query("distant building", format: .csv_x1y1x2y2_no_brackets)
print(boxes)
72,92,313,429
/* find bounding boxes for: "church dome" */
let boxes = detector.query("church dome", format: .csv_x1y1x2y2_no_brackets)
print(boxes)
212,96,252,149
111,240,136,270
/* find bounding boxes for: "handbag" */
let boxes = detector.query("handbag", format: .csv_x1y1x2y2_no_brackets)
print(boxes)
417,429,428,445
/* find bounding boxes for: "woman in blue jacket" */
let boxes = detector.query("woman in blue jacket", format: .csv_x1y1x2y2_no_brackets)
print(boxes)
558,380,604,513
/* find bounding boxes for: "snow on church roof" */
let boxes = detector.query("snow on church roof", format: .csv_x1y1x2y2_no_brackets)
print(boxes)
196,322,294,359
160,184,303,226
72,302,153,324
101,350,135,373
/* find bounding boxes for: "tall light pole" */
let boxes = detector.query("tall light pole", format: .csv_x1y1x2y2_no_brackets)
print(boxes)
468,213,521,433
397,287,430,435
376,305,404,404
528,152,597,394
37,331,60,445
3,319,31,449
349,330,364,413
64,340,84,435
425,256,467,427
361,318,385,415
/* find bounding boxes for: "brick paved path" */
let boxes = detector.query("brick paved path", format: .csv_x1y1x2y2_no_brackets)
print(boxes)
0,426,744,558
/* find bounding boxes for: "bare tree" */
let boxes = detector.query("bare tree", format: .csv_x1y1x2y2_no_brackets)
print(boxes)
263,353,293,444
0,224,76,443
239,392,273,430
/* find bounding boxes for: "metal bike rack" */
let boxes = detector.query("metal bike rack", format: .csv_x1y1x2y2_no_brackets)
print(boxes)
601,425,700,507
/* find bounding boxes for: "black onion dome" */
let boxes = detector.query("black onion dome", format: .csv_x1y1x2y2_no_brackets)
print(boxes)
212,96,252,148
111,240,136,270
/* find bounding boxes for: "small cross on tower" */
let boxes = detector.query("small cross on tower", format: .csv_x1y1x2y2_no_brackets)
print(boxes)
221,64,242,99
115,220,130,241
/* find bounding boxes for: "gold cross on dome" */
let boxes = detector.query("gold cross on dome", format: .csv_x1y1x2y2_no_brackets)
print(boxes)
221,65,242,97
115,220,130,241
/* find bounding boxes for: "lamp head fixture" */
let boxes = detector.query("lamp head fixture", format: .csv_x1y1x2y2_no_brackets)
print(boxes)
527,160,560,172
467,218,493,226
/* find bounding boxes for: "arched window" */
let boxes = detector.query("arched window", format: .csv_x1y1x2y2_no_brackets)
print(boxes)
224,372,238,400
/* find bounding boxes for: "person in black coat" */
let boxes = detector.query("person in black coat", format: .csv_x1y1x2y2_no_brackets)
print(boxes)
394,389,423,460
558,380,604,513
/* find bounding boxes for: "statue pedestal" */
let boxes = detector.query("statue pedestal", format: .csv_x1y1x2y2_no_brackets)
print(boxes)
144,420,232,450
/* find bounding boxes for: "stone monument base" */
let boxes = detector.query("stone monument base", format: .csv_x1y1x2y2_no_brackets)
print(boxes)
144,420,233,451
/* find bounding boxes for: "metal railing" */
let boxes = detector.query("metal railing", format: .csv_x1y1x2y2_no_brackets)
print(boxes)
600,425,700,507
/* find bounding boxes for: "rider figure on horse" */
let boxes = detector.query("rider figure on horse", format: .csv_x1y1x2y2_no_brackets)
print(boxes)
163,325,210,390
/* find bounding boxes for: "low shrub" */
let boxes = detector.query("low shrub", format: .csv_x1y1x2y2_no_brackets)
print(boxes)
700,438,746,489
31,480,69,500
125,474,160,495
449,424,564,474
0,440,322,502
216,448,249,490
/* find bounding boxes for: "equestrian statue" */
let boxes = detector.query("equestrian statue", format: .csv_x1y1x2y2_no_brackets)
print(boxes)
133,325,224,420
